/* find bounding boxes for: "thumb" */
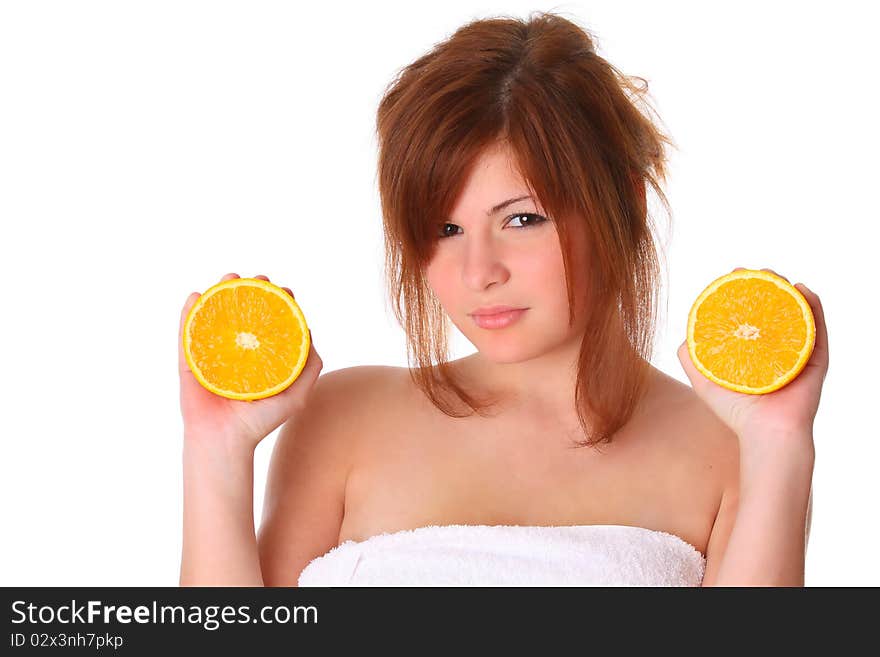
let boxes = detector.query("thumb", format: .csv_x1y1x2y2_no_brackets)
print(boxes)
178,292,201,376
677,339,698,385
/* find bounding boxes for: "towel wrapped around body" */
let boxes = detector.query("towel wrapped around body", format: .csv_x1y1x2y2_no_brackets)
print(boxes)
296,523,706,587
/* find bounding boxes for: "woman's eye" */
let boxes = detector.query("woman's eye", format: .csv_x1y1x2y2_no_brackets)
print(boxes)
438,223,461,239
436,213,546,240
507,213,546,228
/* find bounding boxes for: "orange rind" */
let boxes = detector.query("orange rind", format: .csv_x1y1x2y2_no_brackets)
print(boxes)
182,277,310,401
686,269,815,394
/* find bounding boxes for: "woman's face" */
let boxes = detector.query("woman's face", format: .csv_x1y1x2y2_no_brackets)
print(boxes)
425,142,589,363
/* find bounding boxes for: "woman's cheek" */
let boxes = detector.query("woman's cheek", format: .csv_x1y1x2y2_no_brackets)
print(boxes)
425,261,456,307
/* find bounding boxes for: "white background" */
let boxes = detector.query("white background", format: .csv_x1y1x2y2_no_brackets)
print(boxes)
1,1,876,586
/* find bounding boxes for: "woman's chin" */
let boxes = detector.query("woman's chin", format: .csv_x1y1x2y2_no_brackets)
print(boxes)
470,340,549,365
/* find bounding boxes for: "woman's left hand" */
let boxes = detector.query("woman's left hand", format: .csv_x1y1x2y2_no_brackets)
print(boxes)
677,268,829,448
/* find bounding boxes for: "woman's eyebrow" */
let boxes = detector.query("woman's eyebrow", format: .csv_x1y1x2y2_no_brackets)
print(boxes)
444,195,534,224
487,195,532,216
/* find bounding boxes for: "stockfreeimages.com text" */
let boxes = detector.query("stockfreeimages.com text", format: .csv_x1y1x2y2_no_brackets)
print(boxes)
11,599,317,631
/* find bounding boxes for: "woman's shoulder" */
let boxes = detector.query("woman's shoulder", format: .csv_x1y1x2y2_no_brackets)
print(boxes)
311,364,413,424
321,363,437,400
650,367,740,501
652,366,737,441
313,364,408,406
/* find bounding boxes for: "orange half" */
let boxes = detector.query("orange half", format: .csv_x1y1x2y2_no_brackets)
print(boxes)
686,269,815,394
182,278,311,401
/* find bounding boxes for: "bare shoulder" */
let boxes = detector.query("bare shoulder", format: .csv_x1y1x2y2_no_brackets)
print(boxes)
279,364,401,457
302,363,406,419
647,368,740,562
313,364,403,403
651,370,739,526
256,364,402,586
316,364,409,424
653,368,739,485
654,368,740,544
276,363,407,479
652,373,746,584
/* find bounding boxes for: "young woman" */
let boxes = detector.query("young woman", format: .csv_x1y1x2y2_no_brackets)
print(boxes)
178,12,826,587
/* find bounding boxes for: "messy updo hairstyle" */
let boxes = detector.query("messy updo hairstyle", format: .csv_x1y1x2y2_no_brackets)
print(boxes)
374,10,676,448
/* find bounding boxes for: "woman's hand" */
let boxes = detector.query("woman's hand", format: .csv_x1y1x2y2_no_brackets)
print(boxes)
677,268,829,449
178,273,323,454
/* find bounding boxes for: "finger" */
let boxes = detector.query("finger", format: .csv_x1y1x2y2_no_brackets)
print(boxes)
761,268,790,283
795,283,828,371
221,273,240,282
282,287,294,297
178,292,201,375
302,333,323,377
254,274,269,281
276,336,323,402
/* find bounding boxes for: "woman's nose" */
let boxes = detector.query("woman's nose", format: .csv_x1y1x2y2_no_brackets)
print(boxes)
461,239,510,290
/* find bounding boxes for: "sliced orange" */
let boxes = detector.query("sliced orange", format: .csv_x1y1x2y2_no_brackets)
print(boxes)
182,277,310,401
686,269,815,394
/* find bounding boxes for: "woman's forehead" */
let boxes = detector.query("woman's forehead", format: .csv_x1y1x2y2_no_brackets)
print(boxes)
449,152,539,214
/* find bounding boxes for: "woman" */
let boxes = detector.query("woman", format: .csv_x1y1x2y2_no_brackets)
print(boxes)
178,12,827,587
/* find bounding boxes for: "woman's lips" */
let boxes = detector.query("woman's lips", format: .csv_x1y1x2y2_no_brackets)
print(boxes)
469,308,528,329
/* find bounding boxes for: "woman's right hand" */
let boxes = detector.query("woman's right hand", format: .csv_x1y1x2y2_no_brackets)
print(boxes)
178,273,323,455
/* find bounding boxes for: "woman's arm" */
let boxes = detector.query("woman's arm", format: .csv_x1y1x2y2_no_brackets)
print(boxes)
704,432,814,586
180,439,264,586
678,275,827,587
176,273,324,586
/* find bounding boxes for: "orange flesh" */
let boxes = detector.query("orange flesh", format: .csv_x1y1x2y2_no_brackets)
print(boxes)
692,278,810,389
187,285,305,394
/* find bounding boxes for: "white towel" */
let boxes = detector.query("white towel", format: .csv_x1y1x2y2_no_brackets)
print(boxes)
297,523,706,587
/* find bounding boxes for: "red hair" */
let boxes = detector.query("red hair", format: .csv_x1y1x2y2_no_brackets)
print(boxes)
375,11,676,447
